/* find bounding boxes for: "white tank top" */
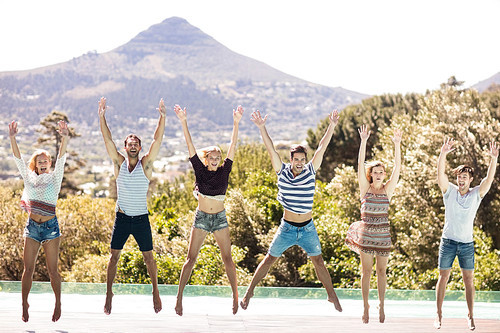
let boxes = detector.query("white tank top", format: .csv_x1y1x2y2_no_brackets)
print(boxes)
116,159,149,216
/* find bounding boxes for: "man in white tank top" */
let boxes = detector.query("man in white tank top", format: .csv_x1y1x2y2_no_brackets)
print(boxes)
435,137,498,330
98,97,166,315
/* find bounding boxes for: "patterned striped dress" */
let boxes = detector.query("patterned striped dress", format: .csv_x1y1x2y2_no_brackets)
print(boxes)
345,192,392,257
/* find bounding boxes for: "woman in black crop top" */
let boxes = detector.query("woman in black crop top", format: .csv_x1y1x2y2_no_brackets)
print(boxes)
173,104,243,316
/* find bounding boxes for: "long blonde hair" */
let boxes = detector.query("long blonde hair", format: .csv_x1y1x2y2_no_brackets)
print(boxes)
28,149,52,174
365,160,385,183
200,146,222,166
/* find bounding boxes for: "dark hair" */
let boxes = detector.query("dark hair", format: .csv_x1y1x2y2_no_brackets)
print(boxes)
452,165,474,177
290,144,307,159
124,134,142,147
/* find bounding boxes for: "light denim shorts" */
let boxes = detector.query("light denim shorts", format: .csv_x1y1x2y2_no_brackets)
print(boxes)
24,216,61,243
438,238,475,270
268,219,322,257
193,209,228,233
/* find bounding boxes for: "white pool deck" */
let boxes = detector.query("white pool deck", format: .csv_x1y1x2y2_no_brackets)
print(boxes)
1,283,499,332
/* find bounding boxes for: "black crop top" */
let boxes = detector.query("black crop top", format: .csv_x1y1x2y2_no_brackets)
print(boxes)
189,154,233,196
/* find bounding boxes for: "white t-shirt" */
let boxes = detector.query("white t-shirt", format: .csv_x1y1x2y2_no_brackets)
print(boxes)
442,184,482,243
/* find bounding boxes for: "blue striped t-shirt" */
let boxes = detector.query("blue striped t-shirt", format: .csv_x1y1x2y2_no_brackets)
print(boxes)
116,158,150,216
277,162,316,214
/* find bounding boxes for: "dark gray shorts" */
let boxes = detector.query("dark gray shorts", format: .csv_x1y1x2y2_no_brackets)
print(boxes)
193,209,228,233
110,212,153,252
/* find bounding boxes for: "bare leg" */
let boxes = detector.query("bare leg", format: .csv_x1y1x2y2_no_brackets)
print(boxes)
435,269,451,329
360,252,374,324
214,228,239,314
142,250,162,313
375,255,389,323
104,249,121,315
43,237,62,322
310,255,342,312
462,269,475,330
240,254,278,310
21,238,41,322
175,227,208,316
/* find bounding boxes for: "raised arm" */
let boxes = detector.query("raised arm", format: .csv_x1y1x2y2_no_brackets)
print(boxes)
358,125,371,199
174,105,197,158
98,97,124,176
479,140,499,198
311,110,339,171
251,110,282,173
142,98,166,172
437,137,455,193
8,121,21,158
56,120,69,158
226,105,244,161
384,129,402,200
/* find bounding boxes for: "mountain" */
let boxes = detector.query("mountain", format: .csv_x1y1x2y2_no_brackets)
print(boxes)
0,17,367,150
472,72,500,92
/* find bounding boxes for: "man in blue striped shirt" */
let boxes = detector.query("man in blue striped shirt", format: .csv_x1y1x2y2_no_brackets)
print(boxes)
240,109,342,313
98,97,166,315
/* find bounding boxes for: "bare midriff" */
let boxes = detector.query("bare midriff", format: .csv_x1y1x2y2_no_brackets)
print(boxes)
198,195,225,214
29,213,55,223
283,209,312,223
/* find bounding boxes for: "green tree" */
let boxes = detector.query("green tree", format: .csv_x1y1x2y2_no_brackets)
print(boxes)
307,93,420,182
37,110,84,196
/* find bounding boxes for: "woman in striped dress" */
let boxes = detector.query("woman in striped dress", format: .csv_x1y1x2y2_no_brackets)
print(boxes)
345,124,402,324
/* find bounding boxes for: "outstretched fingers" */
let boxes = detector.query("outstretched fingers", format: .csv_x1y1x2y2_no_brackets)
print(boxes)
358,124,371,140
489,140,499,158
392,128,403,144
8,120,18,137
98,97,107,116
441,137,456,154
250,110,267,127
233,105,244,122
57,120,69,137
329,109,339,125
157,98,167,116
174,104,187,121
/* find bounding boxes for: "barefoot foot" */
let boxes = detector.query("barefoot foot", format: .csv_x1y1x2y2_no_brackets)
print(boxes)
52,302,61,322
240,291,253,310
434,316,442,329
175,297,183,316
104,292,113,315
362,306,369,324
327,293,343,312
232,295,239,315
153,291,162,313
22,302,29,322
467,315,475,331
378,305,385,323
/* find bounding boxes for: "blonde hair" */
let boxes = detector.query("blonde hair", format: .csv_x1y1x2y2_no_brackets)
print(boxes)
365,160,385,183
200,146,222,166
28,149,52,173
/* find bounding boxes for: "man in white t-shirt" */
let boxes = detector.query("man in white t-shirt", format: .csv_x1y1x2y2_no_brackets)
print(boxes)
435,137,498,331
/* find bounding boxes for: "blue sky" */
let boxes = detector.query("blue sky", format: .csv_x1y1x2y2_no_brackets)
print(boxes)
1,0,499,95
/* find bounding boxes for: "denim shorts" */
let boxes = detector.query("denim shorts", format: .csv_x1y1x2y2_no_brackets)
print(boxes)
438,238,475,270
193,209,228,233
24,216,61,243
110,212,153,252
268,219,322,257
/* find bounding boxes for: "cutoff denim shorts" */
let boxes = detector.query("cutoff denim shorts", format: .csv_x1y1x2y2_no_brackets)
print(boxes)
24,216,60,243
438,238,475,270
193,209,228,233
111,212,153,252
268,219,322,257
